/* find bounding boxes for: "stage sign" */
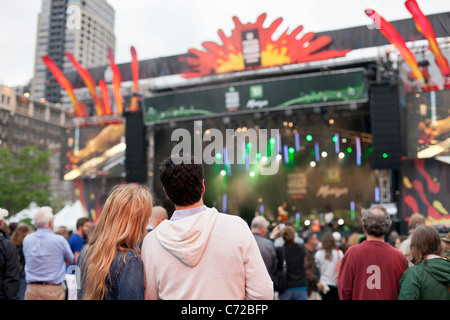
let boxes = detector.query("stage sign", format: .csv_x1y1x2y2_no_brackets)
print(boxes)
143,68,367,124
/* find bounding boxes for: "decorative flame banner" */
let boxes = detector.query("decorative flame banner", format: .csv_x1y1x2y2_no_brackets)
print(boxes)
107,47,124,115
129,46,139,112
405,0,450,82
42,55,87,118
365,9,425,83
183,13,352,78
99,80,113,115
65,52,106,116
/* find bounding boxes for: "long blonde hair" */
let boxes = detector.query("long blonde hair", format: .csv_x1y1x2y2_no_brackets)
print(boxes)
80,183,153,300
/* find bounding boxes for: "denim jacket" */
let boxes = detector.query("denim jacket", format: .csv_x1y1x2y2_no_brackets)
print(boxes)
78,248,145,300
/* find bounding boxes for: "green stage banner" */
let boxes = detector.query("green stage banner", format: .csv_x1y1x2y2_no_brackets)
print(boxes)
143,68,368,124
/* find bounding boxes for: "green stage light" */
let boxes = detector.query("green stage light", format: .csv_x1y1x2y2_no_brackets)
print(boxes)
382,153,388,158
247,142,253,149
332,136,337,143
256,152,261,159
288,147,295,154
269,137,276,144
347,147,352,153
215,153,222,159
306,134,313,141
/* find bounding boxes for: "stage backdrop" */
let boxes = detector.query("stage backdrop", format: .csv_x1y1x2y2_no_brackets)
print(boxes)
400,158,450,224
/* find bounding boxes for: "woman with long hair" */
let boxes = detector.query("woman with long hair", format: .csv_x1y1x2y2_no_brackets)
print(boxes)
399,225,450,300
314,232,344,300
275,226,308,300
78,183,153,300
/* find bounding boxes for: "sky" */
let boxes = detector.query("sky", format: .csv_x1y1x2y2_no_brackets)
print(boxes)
0,0,449,87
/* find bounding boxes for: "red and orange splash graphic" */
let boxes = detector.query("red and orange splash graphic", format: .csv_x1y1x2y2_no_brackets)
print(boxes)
365,9,425,82
129,46,140,112
183,13,352,78
405,0,450,88
107,47,124,115
42,55,88,118
65,52,107,116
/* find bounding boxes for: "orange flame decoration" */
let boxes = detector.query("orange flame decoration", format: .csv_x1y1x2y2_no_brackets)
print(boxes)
65,52,106,116
41,55,87,118
129,46,139,112
183,13,352,78
99,80,113,115
365,9,425,83
107,47,124,115
405,0,450,87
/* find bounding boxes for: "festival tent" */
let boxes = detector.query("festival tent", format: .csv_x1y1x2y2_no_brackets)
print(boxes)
53,200,88,232
6,201,40,224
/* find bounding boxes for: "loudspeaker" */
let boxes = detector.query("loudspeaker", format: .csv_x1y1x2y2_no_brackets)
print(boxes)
124,107,147,184
369,82,400,169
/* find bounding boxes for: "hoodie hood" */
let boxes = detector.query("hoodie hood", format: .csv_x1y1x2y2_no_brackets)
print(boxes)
154,207,219,268
422,258,450,284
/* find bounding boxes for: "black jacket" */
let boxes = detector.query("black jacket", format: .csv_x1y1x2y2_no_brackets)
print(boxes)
0,229,20,300
276,243,308,289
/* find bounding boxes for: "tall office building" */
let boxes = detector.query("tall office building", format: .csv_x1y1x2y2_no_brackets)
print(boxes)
31,0,115,105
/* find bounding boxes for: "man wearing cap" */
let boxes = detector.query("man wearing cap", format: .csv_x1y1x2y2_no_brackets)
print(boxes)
0,208,20,300
22,206,74,300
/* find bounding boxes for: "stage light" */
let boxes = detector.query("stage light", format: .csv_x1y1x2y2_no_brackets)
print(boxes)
288,147,295,154
304,220,311,226
220,170,226,176
310,161,316,167
276,154,282,160
216,152,223,159
247,142,253,149
382,153,388,158
256,152,261,159
338,152,345,158
249,171,256,177
321,151,327,157
347,147,352,153
270,137,276,144
261,156,268,163
306,134,313,141
338,219,344,225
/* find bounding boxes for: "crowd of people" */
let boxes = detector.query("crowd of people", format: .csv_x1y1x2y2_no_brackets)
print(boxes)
0,154,449,301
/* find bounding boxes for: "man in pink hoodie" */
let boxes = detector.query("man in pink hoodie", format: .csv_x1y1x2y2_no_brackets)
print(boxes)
141,154,274,300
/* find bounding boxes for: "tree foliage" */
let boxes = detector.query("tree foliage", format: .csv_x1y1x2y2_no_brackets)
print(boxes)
0,146,52,215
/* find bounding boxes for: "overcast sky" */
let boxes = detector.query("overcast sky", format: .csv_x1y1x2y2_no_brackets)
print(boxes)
0,0,449,87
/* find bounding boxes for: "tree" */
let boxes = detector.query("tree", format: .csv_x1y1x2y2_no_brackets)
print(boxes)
0,146,52,216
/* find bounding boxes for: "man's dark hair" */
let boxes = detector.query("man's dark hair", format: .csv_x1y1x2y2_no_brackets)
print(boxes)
76,217,91,230
159,154,204,206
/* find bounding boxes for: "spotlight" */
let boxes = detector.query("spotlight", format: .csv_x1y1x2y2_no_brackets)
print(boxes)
310,161,316,167
220,170,226,176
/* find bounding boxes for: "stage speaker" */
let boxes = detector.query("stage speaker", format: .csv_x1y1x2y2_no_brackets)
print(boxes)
369,82,400,169
124,107,147,184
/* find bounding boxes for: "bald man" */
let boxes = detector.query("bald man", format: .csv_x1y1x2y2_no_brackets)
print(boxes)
146,206,168,232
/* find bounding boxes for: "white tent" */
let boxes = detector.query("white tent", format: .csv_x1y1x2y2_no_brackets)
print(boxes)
6,201,40,224
54,200,88,232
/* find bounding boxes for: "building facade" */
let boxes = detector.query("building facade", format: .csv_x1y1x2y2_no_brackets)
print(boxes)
0,85,74,205
31,0,115,104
